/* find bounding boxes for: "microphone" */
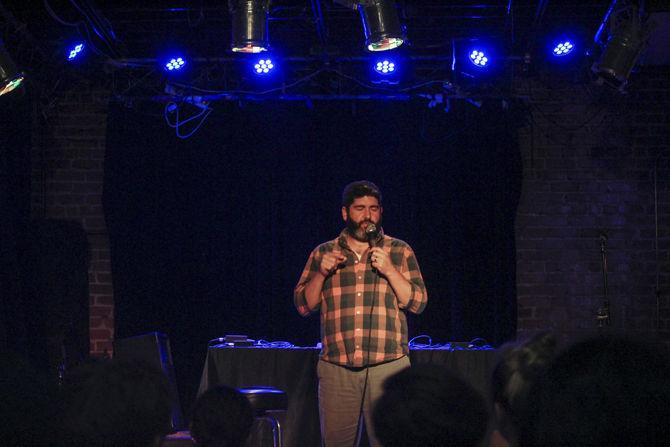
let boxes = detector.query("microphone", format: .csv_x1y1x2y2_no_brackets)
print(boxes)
365,223,379,248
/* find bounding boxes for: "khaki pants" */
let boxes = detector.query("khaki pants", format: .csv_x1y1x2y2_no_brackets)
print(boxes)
317,356,411,447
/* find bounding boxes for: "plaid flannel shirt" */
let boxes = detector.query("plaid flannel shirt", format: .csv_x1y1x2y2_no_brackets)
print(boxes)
294,229,427,367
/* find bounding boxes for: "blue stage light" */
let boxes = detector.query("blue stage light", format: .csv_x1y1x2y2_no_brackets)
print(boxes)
374,60,396,74
370,57,401,85
469,49,489,68
67,43,85,61
253,58,275,74
552,40,575,57
165,57,186,72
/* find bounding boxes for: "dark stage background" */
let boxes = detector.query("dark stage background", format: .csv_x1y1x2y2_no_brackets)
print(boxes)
1,92,91,376
104,99,522,408
1,91,32,357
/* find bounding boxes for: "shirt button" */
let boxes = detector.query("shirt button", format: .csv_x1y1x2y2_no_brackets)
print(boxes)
356,311,360,315
355,260,359,264
357,292,361,296
356,328,361,331
356,345,360,349
358,276,362,280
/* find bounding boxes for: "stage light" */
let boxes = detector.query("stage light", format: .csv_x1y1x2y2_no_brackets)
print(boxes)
230,0,270,53
539,31,584,70
453,39,502,85
552,40,575,57
67,42,86,61
374,59,396,74
253,58,274,74
469,49,489,68
593,26,644,87
358,0,404,52
165,57,186,72
370,56,402,85
0,42,24,97
591,3,649,90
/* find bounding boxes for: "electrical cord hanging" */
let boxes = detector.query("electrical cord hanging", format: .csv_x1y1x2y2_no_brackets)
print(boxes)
164,100,213,139
68,0,120,57
354,251,379,447
44,0,80,26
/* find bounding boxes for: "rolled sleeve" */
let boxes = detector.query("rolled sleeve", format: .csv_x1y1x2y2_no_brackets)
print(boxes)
398,246,427,314
294,248,321,316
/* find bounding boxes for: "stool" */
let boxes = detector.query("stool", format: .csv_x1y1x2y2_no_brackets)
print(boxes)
238,387,288,447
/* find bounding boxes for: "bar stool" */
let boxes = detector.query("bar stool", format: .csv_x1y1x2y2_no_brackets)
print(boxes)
238,387,288,447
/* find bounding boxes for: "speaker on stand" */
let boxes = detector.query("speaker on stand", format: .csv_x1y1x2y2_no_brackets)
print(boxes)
114,332,185,431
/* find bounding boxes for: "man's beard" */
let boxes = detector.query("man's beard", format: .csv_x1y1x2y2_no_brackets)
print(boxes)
346,216,381,243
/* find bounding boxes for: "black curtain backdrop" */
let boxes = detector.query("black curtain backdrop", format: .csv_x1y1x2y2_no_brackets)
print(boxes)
104,99,521,408
0,90,32,357
1,90,90,377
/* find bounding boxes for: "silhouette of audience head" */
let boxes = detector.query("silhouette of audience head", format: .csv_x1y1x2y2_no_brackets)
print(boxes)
490,332,557,446
190,385,254,447
62,359,172,447
0,352,61,447
518,334,670,447
373,364,488,447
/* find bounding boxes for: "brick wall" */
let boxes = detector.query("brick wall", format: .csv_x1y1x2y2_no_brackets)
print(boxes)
28,68,669,352
515,66,670,343
31,86,114,356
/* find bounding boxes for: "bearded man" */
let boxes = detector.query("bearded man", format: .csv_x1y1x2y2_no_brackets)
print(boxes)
294,180,428,447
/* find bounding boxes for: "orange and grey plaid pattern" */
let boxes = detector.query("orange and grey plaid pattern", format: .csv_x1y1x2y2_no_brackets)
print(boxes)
294,229,427,367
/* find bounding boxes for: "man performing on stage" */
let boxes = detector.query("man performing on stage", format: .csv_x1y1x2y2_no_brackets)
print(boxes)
294,180,428,447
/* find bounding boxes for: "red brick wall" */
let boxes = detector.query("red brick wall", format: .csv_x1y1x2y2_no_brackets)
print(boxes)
30,86,114,356
515,66,670,343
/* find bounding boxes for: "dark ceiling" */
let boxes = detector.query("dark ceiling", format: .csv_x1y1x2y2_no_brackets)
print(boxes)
0,1,667,100
3,1,614,58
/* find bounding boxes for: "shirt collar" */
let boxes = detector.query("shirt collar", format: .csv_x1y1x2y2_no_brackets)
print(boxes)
337,227,385,251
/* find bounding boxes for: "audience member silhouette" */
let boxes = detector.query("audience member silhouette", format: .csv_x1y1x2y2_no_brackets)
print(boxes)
518,334,670,447
372,364,488,447
0,352,61,447
61,359,172,447
189,385,254,447
489,332,557,447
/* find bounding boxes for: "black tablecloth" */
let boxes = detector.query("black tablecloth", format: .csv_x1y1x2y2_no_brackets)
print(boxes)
198,346,496,447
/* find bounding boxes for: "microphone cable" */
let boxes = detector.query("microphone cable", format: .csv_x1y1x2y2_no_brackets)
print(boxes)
353,227,380,447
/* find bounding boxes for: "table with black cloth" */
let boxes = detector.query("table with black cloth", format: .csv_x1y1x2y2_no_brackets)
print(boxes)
198,345,496,447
